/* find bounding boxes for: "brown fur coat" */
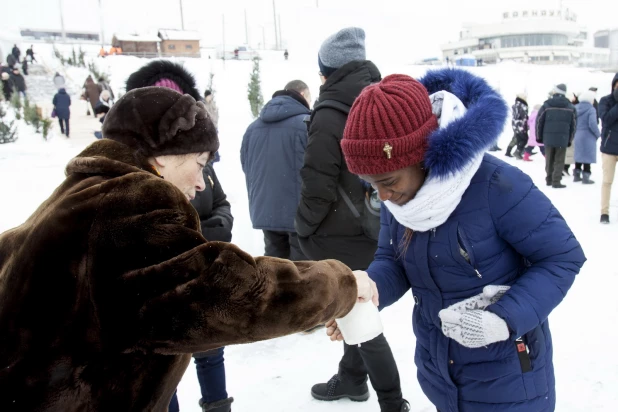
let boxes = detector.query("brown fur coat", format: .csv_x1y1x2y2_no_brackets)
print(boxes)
0,139,357,412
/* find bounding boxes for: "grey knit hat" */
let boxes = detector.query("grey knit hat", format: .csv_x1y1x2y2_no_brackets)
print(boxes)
318,27,366,77
553,83,567,95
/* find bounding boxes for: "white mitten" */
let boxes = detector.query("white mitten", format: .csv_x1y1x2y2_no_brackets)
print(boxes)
445,285,511,314
439,308,510,348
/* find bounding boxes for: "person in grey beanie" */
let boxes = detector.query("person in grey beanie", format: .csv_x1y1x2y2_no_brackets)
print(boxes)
296,27,409,412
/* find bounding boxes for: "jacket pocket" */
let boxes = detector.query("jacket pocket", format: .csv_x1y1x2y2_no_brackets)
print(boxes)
452,224,482,279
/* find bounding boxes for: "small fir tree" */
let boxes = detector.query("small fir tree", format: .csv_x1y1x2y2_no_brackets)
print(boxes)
0,104,18,143
247,57,264,119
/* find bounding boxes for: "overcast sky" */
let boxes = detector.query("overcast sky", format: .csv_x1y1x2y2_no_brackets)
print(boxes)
3,0,616,60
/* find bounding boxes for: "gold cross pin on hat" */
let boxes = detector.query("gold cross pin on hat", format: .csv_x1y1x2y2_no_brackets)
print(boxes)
383,142,393,159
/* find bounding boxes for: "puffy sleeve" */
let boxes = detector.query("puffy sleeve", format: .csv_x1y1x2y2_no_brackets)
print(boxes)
486,165,586,338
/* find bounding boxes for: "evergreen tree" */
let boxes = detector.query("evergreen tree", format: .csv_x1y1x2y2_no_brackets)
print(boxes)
247,57,264,119
0,105,17,144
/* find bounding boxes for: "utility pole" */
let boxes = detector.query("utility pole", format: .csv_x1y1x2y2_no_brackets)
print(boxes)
278,15,282,49
222,14,226,65
59,0,66,40
272,0,278,49
245,9,249,45
179,0,185,30
98,0,105,47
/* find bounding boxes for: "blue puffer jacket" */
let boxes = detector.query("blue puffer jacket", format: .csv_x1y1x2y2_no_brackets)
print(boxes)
52,88,71,119
241,92,310,232
367,69,586,412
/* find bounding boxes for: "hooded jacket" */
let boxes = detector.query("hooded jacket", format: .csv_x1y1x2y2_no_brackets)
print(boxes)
536,93,577,147
241,91,310,232
367,69,585,412
0,139,357,412
599,73,618,155
295,60,381,270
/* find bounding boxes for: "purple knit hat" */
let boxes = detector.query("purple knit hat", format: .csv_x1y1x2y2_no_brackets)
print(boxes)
154,78,183,94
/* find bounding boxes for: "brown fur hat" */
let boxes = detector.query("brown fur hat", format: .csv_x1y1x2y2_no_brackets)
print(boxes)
102,86,219,157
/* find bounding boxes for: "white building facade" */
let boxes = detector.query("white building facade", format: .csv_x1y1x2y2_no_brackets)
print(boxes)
441,8,609,65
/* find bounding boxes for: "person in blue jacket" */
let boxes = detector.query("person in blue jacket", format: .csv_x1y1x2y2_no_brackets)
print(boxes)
241,80,312,260
52,88,71,137
332,70,586,412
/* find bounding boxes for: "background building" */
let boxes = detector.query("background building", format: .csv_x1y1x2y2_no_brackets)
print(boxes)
158,29,201,58
594,29,618,68
441,8,609,66
111,34,160,57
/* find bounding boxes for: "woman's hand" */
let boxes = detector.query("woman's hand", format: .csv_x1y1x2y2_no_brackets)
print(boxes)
353,270,379,306
325,319,343,342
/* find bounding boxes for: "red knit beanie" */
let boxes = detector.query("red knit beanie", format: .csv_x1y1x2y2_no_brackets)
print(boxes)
341,74,438,175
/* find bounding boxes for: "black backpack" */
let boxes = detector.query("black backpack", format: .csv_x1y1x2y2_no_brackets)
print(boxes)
304,100,382,241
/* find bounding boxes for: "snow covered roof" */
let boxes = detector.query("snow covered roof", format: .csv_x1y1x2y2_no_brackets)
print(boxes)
113,33,161,42
158,29,202,41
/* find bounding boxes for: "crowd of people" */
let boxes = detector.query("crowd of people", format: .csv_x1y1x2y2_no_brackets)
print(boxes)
6,26,618,412
492,77,618,224
1,45,32,101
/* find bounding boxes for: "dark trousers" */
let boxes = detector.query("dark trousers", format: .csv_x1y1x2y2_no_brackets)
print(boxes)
545,146,567,185
339,334,403,412
263,230,306,260
515,132,528,152
169,348,227,411
575,163,592,173
58,118,69,137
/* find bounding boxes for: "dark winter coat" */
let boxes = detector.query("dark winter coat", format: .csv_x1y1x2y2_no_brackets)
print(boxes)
599,73,618,156
21,59,27,75
52,88,71,119
94,99,111,117
573,102,600,164
0,139,357,412
536,94,576,148
511,97,529,134
1,79,13,100
190,164,233,242
295,60,381,270
12,46,20,60
6,54,16,68
10,73,26,92
368,69,586,412
241,91,310,232
82,76,100,109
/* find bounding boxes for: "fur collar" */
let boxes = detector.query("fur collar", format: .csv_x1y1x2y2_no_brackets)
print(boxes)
419,69,508,178
66,139,160,178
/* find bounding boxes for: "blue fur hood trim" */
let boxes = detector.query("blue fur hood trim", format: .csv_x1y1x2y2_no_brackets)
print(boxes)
419,69,508,178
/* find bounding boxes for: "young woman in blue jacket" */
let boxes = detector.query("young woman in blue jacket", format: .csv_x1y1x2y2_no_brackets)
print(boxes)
331,70,586,412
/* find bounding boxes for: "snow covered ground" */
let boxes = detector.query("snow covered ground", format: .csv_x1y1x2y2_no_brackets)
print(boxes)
1,47,617,411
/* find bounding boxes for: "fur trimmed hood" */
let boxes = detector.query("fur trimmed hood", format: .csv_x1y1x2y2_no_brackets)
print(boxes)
126,60,202,101
419,69,508,178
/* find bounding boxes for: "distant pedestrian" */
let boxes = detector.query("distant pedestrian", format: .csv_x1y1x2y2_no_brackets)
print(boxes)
52,88,71,138
12,44,21,63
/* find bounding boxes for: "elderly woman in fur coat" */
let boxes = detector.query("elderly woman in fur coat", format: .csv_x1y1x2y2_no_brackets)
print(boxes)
0,86,367,412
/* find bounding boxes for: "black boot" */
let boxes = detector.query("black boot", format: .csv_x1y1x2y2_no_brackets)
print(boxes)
582,171,595,184
601,214,610,224
400,399,411,411
199,397,234,412
573,168,582,182
311,374,369,402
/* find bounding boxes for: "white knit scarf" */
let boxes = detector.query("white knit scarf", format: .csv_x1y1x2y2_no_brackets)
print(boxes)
384,91,484,232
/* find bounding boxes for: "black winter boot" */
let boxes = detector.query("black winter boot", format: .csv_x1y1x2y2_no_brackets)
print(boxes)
573,169,582,182
582,171,595,184
601,214,610,224
400,399,411,411
311,374,370,402
199,397,234,412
